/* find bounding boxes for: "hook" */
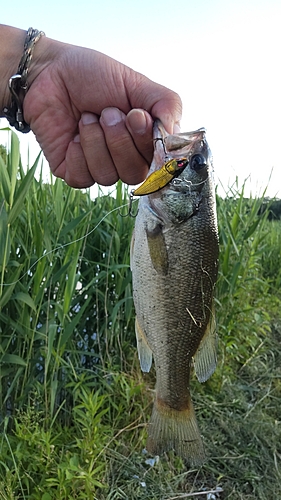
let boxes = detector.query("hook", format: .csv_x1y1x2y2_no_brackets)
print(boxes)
119,190,138,218
154,136,168,156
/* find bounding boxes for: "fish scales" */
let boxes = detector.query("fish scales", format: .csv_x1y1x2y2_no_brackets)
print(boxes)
131,120,219,464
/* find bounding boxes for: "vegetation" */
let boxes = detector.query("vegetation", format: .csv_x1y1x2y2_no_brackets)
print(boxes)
0,129,280,499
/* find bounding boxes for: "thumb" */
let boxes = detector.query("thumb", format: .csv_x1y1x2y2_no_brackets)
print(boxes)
151,93,182,134
124,72,182,135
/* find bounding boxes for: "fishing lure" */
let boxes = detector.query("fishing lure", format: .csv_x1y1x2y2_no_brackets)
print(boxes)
120,157,189,218
132,158,188,197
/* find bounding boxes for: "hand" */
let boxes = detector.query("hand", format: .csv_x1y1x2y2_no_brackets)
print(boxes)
23,37,182,188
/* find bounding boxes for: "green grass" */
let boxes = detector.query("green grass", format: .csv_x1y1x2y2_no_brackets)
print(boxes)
0,129,280,499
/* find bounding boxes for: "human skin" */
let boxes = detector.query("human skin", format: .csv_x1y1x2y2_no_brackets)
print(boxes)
0,25,182,188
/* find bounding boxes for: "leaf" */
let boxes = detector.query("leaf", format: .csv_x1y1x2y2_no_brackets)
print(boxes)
51,260,72,283
1,353,27,366
42,494,52,500
230,261,242,292
53,178,63,225
50,377,58,418
8,130,20,206
8,152,41,225
45,323,58,374
243,218,261,240
0,201,11,268
13,291,37,311
60,212,90,238
0,155,11,204
63,242,83,314
61,295,91,346
0,267,22,308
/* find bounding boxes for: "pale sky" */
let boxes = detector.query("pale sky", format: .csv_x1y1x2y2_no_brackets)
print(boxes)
1,0,281,198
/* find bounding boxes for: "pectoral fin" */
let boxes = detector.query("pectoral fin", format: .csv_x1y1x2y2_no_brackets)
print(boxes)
146,224,169,275
130,229,135,271
193,307,217,383
135,317,153,372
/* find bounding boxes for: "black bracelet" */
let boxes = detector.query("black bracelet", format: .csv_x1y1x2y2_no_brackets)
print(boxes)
3,27,45,133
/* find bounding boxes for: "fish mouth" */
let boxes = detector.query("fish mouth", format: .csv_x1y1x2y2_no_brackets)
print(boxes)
152,120,210,195
153,119,206,157
131,121,211,199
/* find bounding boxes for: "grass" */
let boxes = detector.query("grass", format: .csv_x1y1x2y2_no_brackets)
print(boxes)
0,128,280,499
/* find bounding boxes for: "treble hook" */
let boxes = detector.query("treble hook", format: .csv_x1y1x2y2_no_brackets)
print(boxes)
154,136,168,156
119,190,138,218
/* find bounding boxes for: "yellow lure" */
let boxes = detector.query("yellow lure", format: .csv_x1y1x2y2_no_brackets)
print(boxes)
133,158,188,196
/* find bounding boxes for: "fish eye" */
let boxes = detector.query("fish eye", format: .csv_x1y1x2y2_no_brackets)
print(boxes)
190,154,206,171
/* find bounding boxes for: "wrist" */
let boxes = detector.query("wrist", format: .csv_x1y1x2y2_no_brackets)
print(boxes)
0,25,27,114
0,25,65,130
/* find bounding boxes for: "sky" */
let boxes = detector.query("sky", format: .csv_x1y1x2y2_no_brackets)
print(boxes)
1,0,281,198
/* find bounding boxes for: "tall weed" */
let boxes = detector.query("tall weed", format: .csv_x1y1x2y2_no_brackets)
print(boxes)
216,181,272,369
0,129,135,424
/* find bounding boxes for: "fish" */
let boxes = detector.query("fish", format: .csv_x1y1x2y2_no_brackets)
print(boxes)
130,120,219,465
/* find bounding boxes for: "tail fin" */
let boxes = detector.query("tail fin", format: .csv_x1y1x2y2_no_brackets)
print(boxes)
146,396,205,465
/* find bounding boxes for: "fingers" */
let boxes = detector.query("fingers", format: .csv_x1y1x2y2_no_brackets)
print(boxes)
125,109,153,163
63,108,153,188
99,107,151,185
64,136,95,188
79,112,119,186
63,112,119,188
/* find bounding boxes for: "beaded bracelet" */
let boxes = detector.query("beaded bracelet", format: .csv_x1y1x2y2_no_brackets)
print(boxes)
3,27,45,133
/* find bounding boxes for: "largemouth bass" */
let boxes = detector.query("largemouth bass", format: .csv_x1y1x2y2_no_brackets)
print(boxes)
130,120,219,465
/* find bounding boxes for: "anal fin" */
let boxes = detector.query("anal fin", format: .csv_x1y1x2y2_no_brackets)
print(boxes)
193,307,217,383
135,317,153,373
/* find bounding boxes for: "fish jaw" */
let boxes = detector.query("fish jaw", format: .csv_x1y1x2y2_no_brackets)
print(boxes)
152,120,208,176
143,120,215,226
